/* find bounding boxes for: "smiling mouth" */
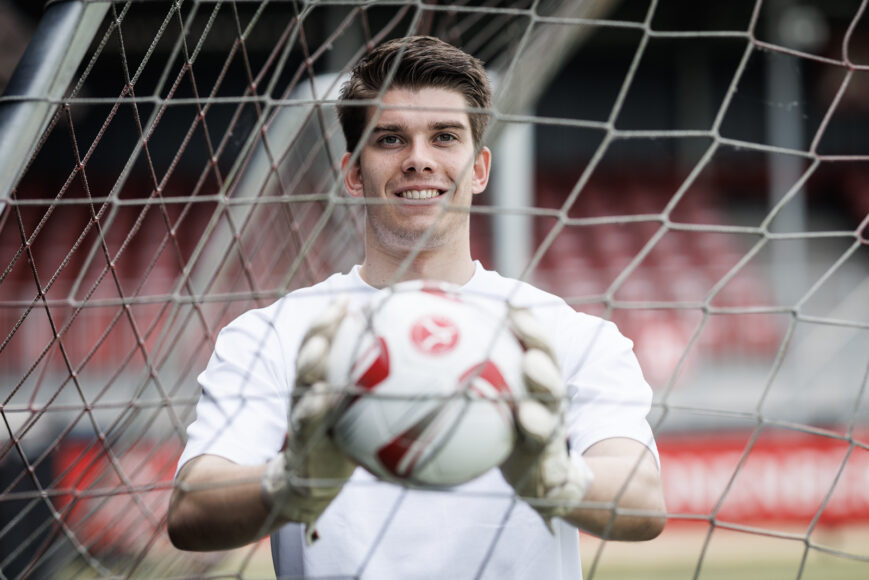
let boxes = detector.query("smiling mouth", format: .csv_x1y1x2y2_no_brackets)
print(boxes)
396,188,444,200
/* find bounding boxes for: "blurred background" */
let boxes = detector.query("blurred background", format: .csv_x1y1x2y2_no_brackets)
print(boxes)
0,0,867,578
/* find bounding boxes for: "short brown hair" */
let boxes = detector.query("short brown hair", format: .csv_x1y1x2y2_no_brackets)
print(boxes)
337,36,492,153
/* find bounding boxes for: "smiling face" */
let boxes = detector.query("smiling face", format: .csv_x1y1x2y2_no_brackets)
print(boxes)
341,87,491,257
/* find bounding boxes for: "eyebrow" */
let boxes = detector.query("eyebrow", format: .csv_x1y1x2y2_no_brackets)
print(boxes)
371,123,405,135
371,120,470,135
430,121,468,133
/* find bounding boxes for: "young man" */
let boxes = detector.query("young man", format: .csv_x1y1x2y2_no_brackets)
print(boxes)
168,36,665,579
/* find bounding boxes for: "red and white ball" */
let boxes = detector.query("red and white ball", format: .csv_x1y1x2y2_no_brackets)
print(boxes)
327,280,526,488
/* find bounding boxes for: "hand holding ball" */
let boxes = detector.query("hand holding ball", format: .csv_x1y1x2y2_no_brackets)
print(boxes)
327,280,526,487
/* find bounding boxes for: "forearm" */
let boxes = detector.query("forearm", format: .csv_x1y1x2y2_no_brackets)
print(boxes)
564,439,666,541
168,455,284,551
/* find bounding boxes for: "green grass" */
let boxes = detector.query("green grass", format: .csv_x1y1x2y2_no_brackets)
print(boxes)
581,524,869,580
584,557,869,580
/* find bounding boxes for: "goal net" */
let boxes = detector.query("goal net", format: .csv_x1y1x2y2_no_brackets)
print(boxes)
1,0,867,578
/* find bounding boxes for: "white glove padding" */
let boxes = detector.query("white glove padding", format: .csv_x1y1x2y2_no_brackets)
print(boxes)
500,307,594,530
261,296,357,544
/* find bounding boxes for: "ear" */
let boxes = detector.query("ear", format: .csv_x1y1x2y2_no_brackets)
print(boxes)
342,152,364,198
471,146,491,195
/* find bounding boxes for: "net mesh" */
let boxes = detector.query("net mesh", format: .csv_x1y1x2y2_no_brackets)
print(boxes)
1,0,868,578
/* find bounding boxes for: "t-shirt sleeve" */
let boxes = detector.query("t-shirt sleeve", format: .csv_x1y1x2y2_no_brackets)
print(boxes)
556,312,660,466
175,307,291,475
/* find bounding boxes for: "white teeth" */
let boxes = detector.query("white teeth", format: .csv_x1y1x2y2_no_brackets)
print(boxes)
399,189,440,200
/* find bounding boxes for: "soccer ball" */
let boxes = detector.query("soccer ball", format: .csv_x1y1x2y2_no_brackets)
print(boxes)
327,280,526,488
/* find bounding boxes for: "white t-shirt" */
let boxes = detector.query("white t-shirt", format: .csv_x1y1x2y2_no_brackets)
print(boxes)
177,262,658,579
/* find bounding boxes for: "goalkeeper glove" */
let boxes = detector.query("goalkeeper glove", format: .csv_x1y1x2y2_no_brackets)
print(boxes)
500,307,594,530
261,296,357,544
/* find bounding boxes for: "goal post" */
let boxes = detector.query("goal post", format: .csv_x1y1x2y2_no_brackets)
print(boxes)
0,0,110,204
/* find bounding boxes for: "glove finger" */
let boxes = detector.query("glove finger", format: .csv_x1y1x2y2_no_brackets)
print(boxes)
539,447,572,489
303,295,350,343
538,452,594,509
515,399,560,446
297,334,330,386
287,380,355,477
291,380,337,438
509,307,556,360
523,348,566,404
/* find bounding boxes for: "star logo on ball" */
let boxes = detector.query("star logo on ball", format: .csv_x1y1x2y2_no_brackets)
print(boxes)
410,315,460,355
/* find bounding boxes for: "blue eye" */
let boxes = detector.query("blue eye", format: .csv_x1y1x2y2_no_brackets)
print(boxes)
380,135,400,145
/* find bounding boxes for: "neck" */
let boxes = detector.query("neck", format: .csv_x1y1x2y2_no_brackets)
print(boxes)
359,240,476,288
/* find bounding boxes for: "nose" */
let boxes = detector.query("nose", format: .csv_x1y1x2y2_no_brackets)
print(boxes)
401,138,435,174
